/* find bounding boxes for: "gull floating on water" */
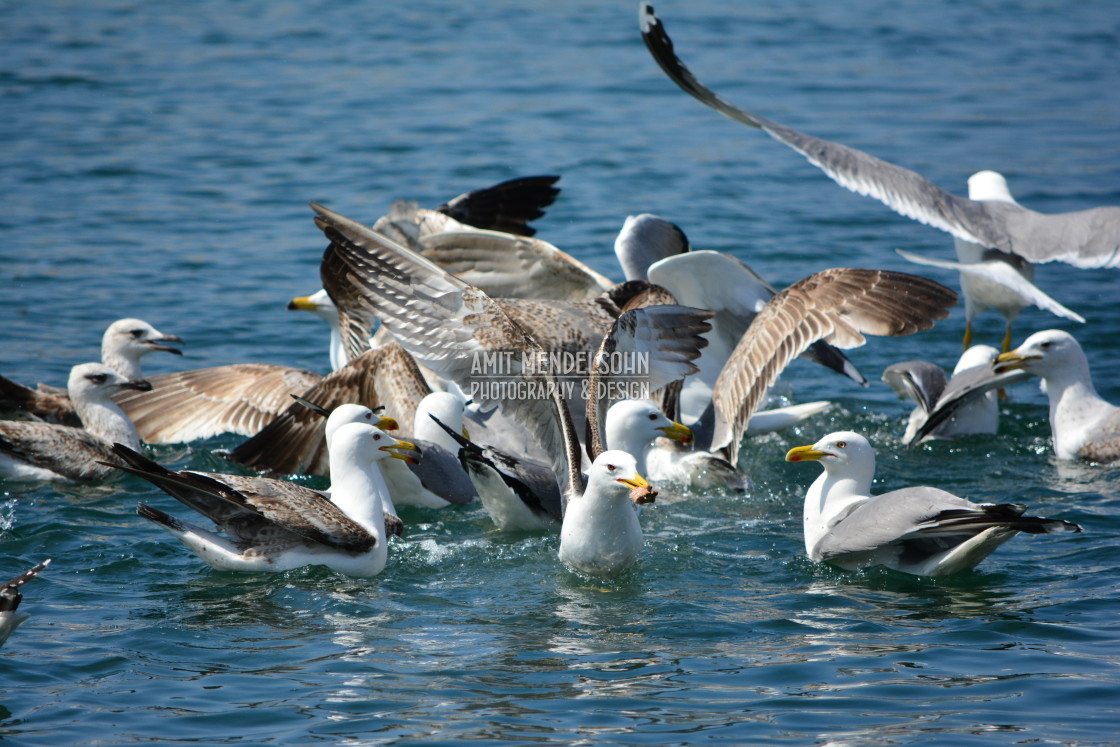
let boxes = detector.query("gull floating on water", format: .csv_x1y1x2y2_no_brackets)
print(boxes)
639,4,1117,345
0,558,51,648
786,431,1082,575
0,318,180,426
0,363,151,483
882,344,1028,445
121,423,417,577
994,330,1120,463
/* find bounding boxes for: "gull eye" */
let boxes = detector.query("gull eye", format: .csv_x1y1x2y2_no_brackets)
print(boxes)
86,373,108,384
130,329,145,338
373,433,381,441
606,463,617,472
364,413,372,421
1039,341,1052,349
835,441,847,449
648,413,658,421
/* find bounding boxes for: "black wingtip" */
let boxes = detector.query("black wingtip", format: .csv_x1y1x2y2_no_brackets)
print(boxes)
291,394,331,418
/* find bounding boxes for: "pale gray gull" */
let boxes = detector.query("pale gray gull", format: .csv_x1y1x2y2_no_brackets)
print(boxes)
639,4,1118,345
786,431,1082,575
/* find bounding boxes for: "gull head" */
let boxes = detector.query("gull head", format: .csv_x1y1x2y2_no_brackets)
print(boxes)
103,318,183,359
587,450,657,506
786,431,875,475
68,362,151,402
995,329,1084,377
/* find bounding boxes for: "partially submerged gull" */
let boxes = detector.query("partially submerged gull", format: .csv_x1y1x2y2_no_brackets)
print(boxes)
0,363,151,483
786,431,1082,576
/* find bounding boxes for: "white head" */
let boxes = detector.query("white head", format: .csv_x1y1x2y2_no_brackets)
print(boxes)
328,422,418,469
967,170,1017,204
101,318,183,377
287,288,338,323
584,450,656,507
954,344,999,375
604,399,692,455
323,404,399,447
996,329,1088,381
413,391,468,452
67,362,151,403
786,431,877,483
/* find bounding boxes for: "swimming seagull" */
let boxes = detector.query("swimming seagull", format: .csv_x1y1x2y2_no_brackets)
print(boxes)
0,363,151,483
0,318,181,426
638,5,1117,338
882,344,1029,445
786,431,1082,576
993,330,1120,463
120,423,418,577
0,559,51,648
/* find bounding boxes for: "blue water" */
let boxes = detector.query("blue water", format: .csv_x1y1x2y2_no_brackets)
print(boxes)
2,1,1119,744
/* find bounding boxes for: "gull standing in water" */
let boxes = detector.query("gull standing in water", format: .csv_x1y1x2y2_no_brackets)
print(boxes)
786,431,1082,576
638,4,1116,349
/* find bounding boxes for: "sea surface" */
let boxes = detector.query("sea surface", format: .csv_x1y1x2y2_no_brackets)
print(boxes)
2,1,1119,744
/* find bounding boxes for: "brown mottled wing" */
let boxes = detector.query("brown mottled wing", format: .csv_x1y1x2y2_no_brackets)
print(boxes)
225,344,431,476
321,241,377,363
0,375,79,426
711,269,957,463
113,364,322,444
309,202,583,500
0,421,116,482
420,230,614,301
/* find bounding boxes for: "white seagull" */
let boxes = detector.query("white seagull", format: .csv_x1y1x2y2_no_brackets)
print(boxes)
786,431,1082,576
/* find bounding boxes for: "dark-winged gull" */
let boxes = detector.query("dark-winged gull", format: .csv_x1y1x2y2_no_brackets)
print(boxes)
0,318,181,426
786,431,1082,575
995,329,1120,463
0,559,51,648
639,4,1117,346
0,363,151,483
120,423,418,577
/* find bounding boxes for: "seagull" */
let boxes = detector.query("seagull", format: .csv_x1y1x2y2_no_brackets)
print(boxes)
883,344,1021,445
0,559,51,648
994,329,1120,463
639,4,1117,344
121,423,418,577
0,363,151,482
897,172,1085,351
0,318,181,426
786,431,1082,576
558,450,657,577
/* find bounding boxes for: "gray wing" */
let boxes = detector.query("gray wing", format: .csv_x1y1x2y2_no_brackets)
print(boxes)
113,364,323,444
225,344,431,476
639,4,1120,269
711,268,957,463
406,439,479,505
882,360,948,415
910,366,1031,445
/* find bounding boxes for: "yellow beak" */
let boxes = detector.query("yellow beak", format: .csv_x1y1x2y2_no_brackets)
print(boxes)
287,295,320,311
994,348,1038,372
377,415,400,431
785,445,829,463
658,421,693,444
617,472,650,490
382,438,421,464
